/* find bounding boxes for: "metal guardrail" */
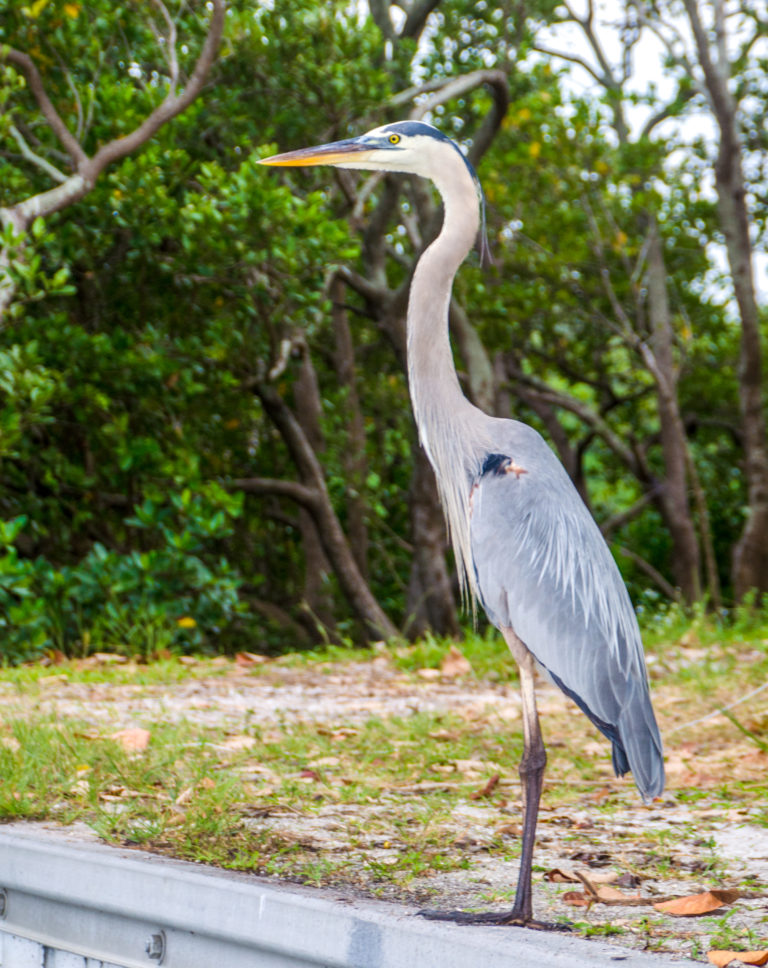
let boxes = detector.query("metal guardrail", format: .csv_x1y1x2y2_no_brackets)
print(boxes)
0,826,686,968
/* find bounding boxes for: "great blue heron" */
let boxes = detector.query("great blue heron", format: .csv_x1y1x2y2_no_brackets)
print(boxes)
261,121,664,928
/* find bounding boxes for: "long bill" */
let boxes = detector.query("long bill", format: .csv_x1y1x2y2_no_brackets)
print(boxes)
259,138,375,167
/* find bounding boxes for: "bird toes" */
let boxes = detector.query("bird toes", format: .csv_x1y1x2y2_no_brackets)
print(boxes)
417,908,571,931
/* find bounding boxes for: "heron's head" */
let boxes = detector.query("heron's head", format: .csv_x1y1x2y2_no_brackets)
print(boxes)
259,120,478,183
260,120,490,263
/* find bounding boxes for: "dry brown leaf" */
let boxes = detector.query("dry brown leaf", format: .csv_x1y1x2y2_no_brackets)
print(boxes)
576,869,620,885
440,645,472,678
235,651,267,667
221,735,257,751
562,891,591,907
93,652,128,664
654,889,743,916
110,727,150,752
175,786,195,806
593,884,642,903
416,668,441,681
616,872,641,889
573,870,643,906
586,786,615,803
707,950,768,967
311,756,341,768
496,823,522,838
545,868,580,883
428,729,462,742
469,773,500,800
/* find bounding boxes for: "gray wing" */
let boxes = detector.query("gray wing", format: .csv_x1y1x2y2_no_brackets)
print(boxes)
470,421,664,800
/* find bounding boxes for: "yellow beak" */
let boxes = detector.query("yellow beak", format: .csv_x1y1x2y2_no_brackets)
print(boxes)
259,138,375,167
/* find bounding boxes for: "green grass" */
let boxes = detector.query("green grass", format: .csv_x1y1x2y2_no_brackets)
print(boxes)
4,607,768,957
0,654,230,690
390,627,519,681
0,699,522,886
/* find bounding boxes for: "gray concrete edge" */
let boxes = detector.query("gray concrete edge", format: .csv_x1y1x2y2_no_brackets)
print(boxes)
0,823,690,967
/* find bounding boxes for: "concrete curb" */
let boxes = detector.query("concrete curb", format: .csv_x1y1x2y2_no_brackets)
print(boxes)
0,825,690,967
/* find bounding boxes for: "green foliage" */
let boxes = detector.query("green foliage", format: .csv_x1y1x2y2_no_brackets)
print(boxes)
0,0,763,657
0,484,244,663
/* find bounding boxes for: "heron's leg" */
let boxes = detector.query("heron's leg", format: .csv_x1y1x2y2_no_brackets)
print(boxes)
419,628,562,929
508,630,547,922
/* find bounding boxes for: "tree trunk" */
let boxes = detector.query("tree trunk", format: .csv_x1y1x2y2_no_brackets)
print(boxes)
643,220,702,603
331,276,370,579
255,384,398,641
715,116,768,600
682,0,768,600
293,347,335,635
404,448,460,638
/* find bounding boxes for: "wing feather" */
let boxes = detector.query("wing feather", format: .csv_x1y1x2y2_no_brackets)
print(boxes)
470,424,664,799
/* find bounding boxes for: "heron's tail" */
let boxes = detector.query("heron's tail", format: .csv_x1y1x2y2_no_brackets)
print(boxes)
546,665,665,802
614,680,665,802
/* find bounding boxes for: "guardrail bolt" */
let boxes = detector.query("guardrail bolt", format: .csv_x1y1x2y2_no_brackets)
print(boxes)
0,888,7,919
145,930,166,963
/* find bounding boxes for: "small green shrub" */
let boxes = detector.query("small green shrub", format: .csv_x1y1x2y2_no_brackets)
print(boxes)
0,484,245,663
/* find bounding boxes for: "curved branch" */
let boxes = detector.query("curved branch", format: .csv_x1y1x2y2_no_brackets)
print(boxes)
8,124,67,183
503,361,646,479
335,264,391,305
640,87,696,140
1,0,225,233
531,45,604,86
617,545,681,602
368,0,395,41
599,490,658,538
408,69,509,127
254,383,398,640
2,47,88,169
401,0,441,40
467,72,510,167
230,476,318,509
90,0,225,174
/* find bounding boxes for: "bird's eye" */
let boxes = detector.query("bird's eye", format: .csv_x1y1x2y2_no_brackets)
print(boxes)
388,134,400,144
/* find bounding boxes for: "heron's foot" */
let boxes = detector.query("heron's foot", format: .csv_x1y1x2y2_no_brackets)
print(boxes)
418,908,571,931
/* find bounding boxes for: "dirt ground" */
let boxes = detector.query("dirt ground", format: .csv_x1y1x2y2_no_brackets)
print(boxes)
4,652,768,963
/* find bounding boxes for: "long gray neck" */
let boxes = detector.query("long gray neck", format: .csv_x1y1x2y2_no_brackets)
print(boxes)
406,159,482,463
406,155,488,602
